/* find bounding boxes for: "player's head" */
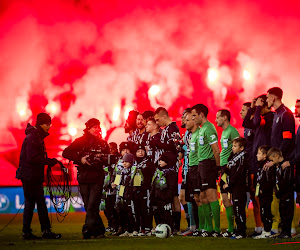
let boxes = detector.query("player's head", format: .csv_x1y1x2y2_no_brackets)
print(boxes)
146,117,160,133
257,145,270,162
136,113,146,130
191,104,208,125
240,102,251,119
232,137,246,154
185,112,196,131
266,87,283,108
216,109,230,127
154,107,169,127
124,110,139,133
267,147,283,165
181,108,191,128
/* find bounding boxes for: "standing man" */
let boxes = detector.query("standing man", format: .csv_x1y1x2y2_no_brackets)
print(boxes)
125,110,139,142
191,104,221,237
282,99,300,204
63,118,109,239
16,113,62,240
266,87,296,237
240,101,262,236
154,107,181,234
215,109,239,237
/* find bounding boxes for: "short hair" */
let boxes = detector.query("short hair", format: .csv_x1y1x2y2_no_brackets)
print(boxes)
232,137,246,148
257,94,268,107
218,109,231,122
267,87,283,100
267,147,283,159
142,110,154,120
258,145,270,155
243,102,251,108
182,108,191,116
191,104,209,117
109,142,118,148
147,117,158,126
154,107,169,117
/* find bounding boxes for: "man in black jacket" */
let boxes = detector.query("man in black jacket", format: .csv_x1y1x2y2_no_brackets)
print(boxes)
16,113,61,240
62,118,109,239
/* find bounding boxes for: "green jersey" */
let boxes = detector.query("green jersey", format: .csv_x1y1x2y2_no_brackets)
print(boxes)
189,127,200,166
220,124,240,166
198,121,218,161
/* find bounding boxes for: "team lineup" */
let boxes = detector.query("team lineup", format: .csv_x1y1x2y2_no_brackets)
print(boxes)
16,86,300,240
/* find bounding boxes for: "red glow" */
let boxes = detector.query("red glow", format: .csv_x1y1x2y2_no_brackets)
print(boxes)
1,0,300,186
148,85,160,97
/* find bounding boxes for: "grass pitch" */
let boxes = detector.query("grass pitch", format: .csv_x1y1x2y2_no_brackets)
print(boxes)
0,209,300,250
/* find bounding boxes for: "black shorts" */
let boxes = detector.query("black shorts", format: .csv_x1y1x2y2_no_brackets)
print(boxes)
181,181,186,190
186,165,200,195
198,159,217,191
173,171,179,197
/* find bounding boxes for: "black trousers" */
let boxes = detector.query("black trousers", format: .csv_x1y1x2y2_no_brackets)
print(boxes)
79,180,105,236
133,189,151,231
22,180,51,233
232,189,247,235
259,194,273,232
157,200,174,231
104,194,118,230
116,199,136,232
279,191,294,235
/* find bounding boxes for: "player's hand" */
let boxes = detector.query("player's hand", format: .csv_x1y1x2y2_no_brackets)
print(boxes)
251,98,257,108
223,184,228,189
81,155,91,166
111,183,117,189
281,161,291,170
263,161,273,170
255,97,264,107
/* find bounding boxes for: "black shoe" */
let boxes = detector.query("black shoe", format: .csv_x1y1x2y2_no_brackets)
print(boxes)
112,228,124,236
192,230,201,237
276,232,291,239
42,229,62,239
248,231,261,237
230,234,246,239
222,230,233,238
22,232,42,240
212,231,222,237
82,230,91,239
200,230,212,237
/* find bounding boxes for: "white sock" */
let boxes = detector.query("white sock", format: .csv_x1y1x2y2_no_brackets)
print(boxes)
190,225,196,231
291,228,296,234
255,227,262,233
271,229,278,234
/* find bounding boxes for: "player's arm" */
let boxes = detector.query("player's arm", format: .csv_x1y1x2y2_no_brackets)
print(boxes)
211,142,220,166
242,107,255,129
280,112,295,160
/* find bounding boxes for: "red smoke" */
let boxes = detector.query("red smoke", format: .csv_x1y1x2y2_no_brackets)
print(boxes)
0,0,300,185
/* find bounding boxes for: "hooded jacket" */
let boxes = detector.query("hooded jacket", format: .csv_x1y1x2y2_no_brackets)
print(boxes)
16,123,57,182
